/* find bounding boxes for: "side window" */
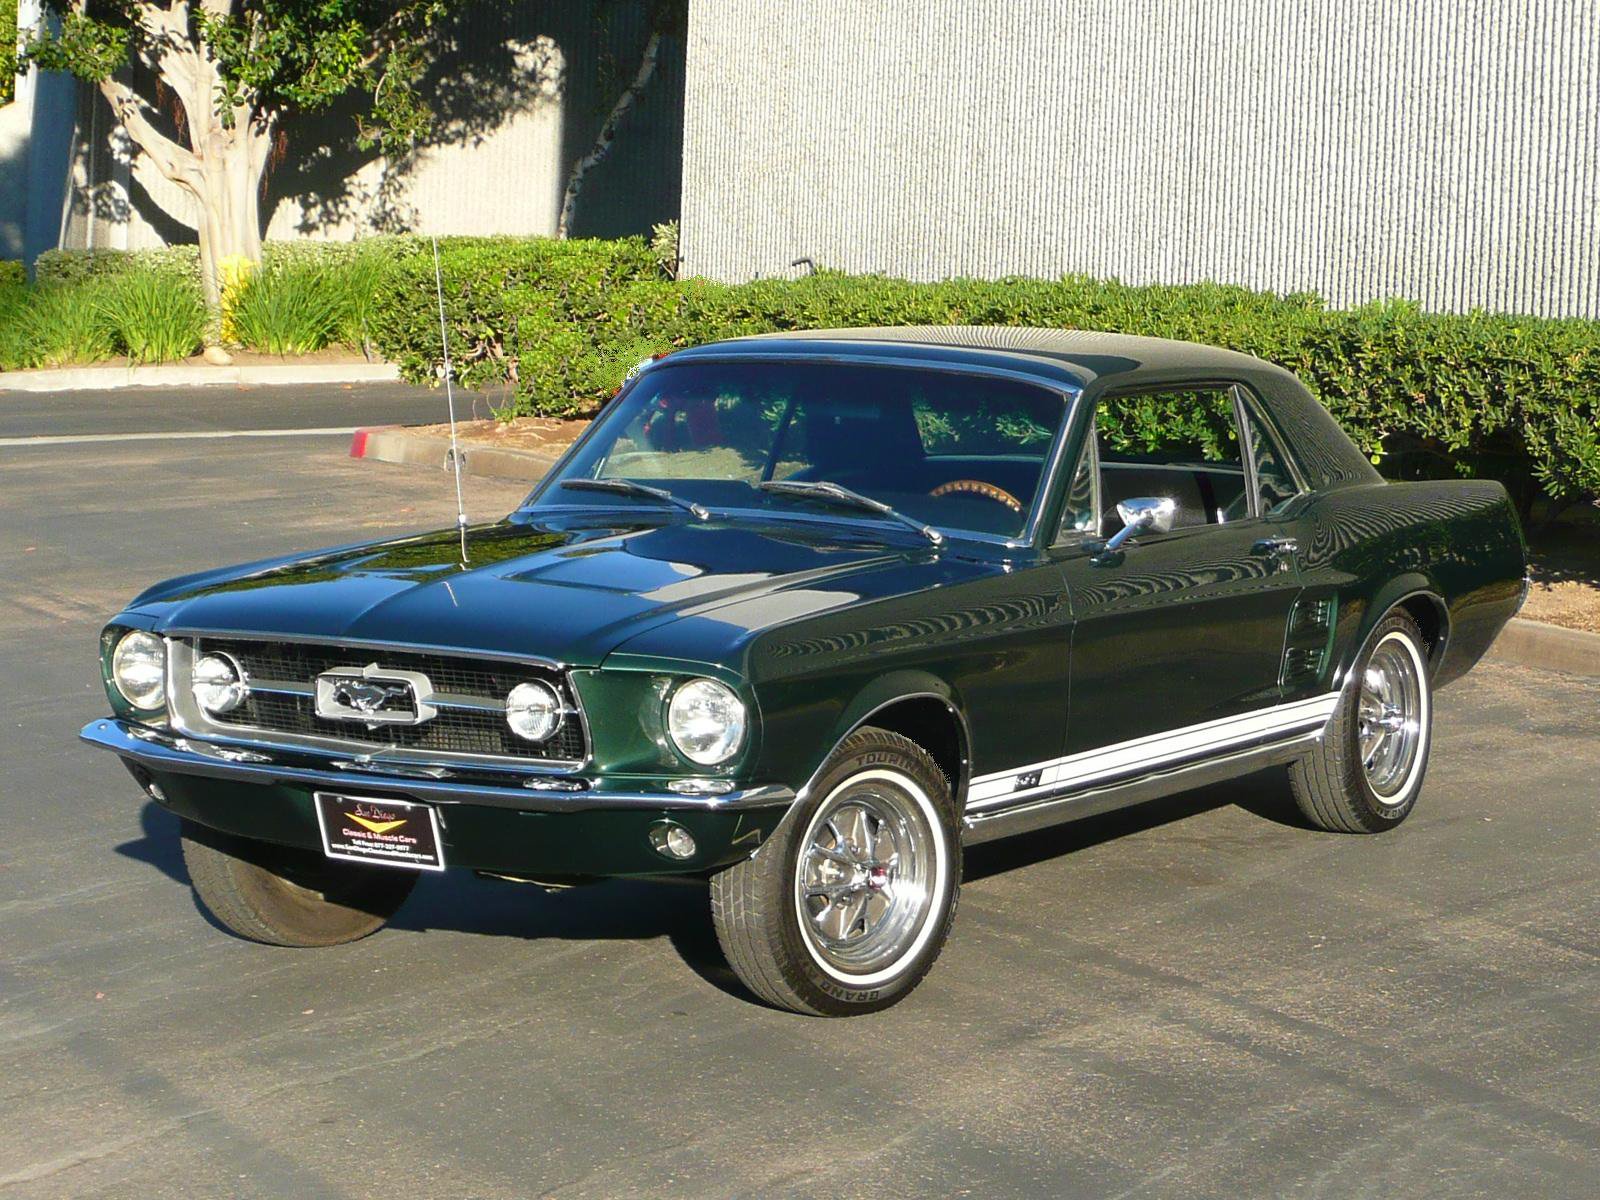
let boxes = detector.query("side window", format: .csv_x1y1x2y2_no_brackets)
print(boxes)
1095,388,1246,533
1238,395,1301,515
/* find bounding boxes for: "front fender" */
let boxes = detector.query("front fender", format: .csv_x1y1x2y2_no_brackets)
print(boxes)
789,670,967,800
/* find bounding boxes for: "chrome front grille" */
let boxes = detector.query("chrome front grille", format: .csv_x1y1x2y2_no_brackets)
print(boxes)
180,637,587,764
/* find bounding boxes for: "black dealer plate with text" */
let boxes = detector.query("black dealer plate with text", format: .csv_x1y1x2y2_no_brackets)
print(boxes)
313,792,446,872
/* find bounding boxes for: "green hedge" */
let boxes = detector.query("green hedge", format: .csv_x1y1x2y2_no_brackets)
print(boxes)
367,235,659,407
24,237,1600,508
0,259,23,290
366,251,1596,507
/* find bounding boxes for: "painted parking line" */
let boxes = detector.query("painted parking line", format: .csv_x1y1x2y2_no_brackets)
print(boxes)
0,427,360,447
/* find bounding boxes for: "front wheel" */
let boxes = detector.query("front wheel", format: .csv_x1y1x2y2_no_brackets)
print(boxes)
1290,611,1434,833
180,820,417,946
710,727,960,1016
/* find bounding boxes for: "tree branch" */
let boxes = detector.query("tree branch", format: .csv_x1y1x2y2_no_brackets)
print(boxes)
98,75,202,187
557,27,662,238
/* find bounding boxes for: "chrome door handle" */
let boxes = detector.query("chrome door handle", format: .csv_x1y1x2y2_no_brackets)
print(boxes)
1252,536,1298,556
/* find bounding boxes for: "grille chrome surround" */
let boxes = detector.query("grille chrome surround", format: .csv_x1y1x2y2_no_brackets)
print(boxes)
167,636,589,769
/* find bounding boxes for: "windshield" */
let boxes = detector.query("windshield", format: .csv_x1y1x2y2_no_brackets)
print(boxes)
528,360,1068,539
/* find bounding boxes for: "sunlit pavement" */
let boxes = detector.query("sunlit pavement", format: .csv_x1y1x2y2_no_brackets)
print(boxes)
1,395,1596,1198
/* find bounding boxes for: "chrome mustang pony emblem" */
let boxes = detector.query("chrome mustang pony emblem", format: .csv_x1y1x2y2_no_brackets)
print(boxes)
314,664,438,726
333,679,409,714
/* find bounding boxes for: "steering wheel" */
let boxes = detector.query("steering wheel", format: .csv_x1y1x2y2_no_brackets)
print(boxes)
929,479,1024,513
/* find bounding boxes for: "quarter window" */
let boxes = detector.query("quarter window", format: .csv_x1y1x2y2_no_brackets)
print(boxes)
1238,397,1300,515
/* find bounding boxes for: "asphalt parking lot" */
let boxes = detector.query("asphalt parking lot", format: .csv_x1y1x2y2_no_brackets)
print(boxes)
2,388,1598,1199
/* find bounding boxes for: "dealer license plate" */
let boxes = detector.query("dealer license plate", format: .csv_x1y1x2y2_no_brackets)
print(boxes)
313,792,446,872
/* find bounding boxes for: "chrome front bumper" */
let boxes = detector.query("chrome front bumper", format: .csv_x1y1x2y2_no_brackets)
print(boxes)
80,719,794,814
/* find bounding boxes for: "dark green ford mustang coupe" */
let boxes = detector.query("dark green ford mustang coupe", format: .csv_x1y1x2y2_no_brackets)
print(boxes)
83,328,1527,1015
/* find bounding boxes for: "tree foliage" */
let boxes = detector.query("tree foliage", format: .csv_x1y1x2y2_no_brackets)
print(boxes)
27,2,451,154
2,0,18,106
22,2,465,315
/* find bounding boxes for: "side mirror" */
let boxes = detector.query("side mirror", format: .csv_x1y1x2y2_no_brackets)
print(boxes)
1102,496,1177,553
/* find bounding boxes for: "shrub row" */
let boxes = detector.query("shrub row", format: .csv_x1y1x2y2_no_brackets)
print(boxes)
364,246,1597,507
0,0,15,109
367,235,661,403
20,237,1600,507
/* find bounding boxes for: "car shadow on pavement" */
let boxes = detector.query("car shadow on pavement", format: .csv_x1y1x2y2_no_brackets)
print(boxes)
114,800,189,884
113,799,752,997
392,872,751,1000
964,767,1313,882
113,771,1310,1004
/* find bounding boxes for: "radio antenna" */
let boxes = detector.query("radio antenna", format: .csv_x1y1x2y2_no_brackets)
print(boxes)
431,235,470,567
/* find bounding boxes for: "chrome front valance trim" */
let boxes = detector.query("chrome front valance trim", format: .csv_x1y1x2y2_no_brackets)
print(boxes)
81,719,793,814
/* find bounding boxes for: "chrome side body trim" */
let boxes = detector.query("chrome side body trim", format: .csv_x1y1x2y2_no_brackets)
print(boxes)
81,719,793,814
965,691,1340,812
961,731,1322,845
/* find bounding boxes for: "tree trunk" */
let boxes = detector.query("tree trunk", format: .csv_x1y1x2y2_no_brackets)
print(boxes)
557,28,663,238
95,3,273,324
192,121,268,311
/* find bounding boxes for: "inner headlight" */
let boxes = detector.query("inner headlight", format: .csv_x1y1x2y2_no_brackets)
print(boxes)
666,678,746,766
192,653,248,714
506,680,563,742
111,631,167,711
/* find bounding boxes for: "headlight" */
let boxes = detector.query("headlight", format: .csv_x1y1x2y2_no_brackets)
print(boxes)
506,680,563,742
111,631,167,710
666,678,746,766
192,653,248,714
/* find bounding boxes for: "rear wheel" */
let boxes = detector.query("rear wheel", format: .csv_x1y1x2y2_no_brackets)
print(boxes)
710,727,960,1016
1290,611,1433,832
180,820,416,946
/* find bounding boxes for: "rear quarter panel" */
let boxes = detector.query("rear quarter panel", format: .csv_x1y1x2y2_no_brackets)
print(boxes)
1296,479,1526,691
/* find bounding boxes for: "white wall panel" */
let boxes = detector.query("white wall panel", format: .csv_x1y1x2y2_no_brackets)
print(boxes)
681,0,1600,317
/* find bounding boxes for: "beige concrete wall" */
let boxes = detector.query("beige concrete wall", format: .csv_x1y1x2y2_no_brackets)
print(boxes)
50,2,684,256
681,0,1600,318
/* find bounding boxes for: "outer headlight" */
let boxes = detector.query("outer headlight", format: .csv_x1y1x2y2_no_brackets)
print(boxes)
192,653,248,714
111,631,167,710
666,678,746,766
506,680,563,742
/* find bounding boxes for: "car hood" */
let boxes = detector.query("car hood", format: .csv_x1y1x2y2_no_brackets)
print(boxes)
125,515,963,667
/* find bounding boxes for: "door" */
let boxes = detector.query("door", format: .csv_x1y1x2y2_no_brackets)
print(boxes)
1053,383,1309,777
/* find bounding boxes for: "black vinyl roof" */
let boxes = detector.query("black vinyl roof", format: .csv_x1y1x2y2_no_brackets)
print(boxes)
676,325,1296,391
667,325,1380,491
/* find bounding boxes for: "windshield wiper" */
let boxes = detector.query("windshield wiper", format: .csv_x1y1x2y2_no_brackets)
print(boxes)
758,480,943,545
559,478,709,520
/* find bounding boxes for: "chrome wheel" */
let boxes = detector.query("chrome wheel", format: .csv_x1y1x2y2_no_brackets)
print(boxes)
796,779,936,977
1357,632,1425,801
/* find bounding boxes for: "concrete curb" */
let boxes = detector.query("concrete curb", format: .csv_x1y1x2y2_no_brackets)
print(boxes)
1486,617,1600,678
350,425,558,483
0,361,401,392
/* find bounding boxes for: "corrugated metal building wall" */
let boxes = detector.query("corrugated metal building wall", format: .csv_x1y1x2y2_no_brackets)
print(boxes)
680,0,1600,318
